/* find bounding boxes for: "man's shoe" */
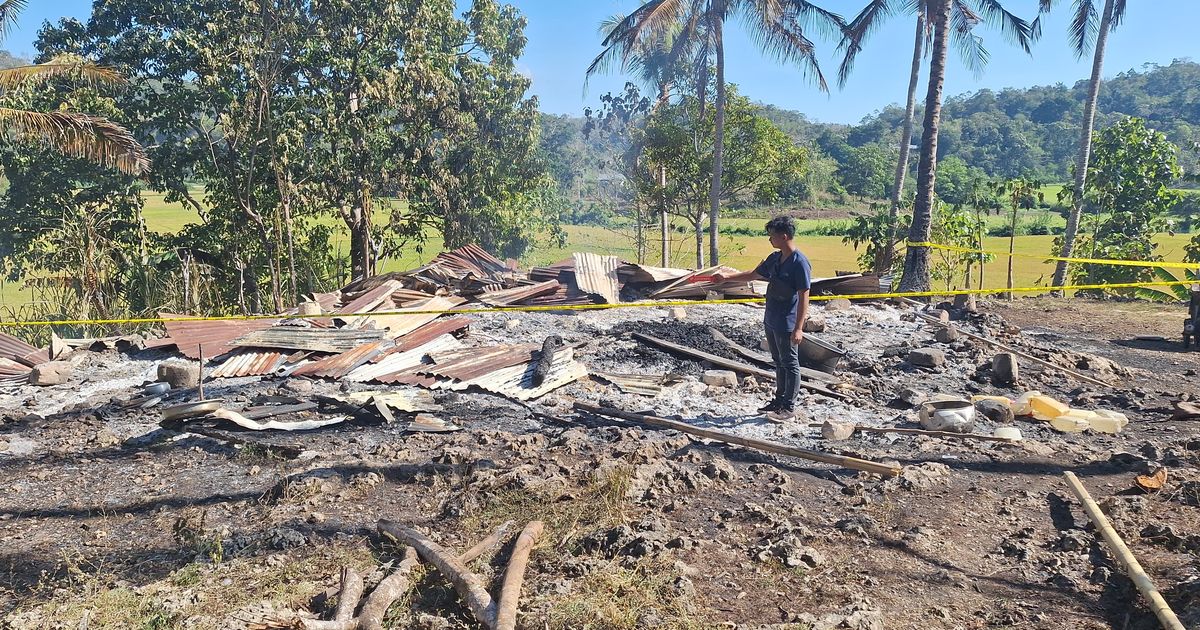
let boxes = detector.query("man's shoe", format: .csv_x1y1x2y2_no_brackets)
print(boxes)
757,400,782,414
767,407,796,422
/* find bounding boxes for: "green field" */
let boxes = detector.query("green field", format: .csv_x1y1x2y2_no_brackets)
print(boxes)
1,193,1195,309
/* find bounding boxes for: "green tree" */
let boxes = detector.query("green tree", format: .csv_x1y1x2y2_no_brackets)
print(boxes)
644,87,806,266
838,143,893,199
595,0,842,265
1063,117,1180,291
991,177,1042,298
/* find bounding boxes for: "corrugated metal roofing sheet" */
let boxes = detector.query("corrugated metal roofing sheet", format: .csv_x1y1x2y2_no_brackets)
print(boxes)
359,296,465,338
159,312,281,359
338,280,404,316
210,349,286,378
573,252,621,304
0,332,45,367
291,339,395,379
435,356,587,401
422,345,537,382
393,317,470,353
345,334,463,382
231,327,387,353
477,280,560,307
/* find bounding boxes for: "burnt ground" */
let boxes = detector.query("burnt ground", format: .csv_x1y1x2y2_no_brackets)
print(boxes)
1,298,1199,629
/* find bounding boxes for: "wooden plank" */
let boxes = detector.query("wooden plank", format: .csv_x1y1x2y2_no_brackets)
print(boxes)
706,327,839,384
574,403,901,477
631,332,849,401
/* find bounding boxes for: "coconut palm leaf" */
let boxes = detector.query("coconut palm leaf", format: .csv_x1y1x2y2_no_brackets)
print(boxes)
745,2,832,92
787,0,847,39
0,0,26,37
836,0,893,87
1109,0,1127,28
1067,0,1098,57
0,54,127,90
951,1,988,77
0,108,150,175
972,0,1037,52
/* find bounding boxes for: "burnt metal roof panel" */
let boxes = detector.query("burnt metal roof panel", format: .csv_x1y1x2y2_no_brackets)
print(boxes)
573,252,621,304
210,349,286,378
345,334,463,382
159,312,281,359
291,339,395,379
231,327,387,353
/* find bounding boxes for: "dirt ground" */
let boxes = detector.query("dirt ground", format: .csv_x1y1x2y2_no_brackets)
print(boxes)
1,297,1198,629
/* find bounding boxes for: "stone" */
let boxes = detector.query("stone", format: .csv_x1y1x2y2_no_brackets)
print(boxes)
29,361,72,386
821,421,857,441
898,387,927,406
908,348,945,368
157,361,201,388
974,399,1015,424
803,316,826,333
701,369,738,388
824,298,852,312
504,319,521,330
935,326,960,343
297,301,323,316
93,427,121,448
953,293,978,313
282,378,316,395
991,353,1019,385
933,309,951,323
669,307,687,320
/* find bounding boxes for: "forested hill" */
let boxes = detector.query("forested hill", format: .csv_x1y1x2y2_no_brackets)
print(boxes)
543,59,1200,191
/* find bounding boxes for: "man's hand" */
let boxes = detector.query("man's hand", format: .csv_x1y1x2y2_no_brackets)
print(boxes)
790,328,804,346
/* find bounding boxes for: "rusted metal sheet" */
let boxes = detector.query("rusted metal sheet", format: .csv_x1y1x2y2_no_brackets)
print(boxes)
159,312,280,359
573,252,621,304
231,327,386,353
593,372,678,397
422,345,537,382
291,339,395,379
436,354,587,401
0,357,32,377
359,296,465,338
337,280,404,316
617,264,692,284
0,332,45,367
210,349,286,378
345,334,463,382
477,280,561,307
393,317,471,353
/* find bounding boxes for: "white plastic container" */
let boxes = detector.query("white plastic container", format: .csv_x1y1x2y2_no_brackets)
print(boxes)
1012,391,1042,416
1090,410,1129,434
1049,415,1090,433
1030,395,1070,420
993,426,1023,441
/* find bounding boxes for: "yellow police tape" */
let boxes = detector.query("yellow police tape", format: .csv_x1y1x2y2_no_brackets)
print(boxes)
0,278,1194,329
907,241,1200,270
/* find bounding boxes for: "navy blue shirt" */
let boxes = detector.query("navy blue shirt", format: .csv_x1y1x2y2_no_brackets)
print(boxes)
754,249,812,332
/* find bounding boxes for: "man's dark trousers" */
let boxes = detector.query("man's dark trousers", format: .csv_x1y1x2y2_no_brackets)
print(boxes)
764,327,800,407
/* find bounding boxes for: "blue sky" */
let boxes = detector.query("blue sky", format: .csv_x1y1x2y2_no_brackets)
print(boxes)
4,1,1197,124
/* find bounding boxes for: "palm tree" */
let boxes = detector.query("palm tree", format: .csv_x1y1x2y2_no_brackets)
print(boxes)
0,0,148,175
1045,0,1126,292
595,0,843,266
841,0,1038,292
839,0,991,277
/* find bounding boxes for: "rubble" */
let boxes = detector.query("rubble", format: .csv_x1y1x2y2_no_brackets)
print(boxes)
29,361,72,386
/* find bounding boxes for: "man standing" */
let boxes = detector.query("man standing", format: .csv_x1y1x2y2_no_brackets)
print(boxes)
712,216,811,421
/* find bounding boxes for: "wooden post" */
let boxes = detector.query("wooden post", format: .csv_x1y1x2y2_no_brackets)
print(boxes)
1062,472,1186,630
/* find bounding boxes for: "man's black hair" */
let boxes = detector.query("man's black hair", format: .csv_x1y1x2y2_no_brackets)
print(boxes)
765,215,795,239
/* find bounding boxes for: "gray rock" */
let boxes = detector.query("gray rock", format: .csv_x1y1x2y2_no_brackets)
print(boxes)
803,315,826,333
908,348,945,368
297,301,323,316
933,309,951,323
898,387,927,406
669,307,687,320
935,326,960,343
975,399,1015,424
953,293,978,313
29,361,72,386
157,360,201,388
824,298,853,312
701,369,738,388
992,352,1019,385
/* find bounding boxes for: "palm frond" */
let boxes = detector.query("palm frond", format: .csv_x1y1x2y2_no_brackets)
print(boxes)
787,0,847,39
1067,0,1098,57
746,5,829,93
836,0,893,87
1109,0,1127,29
1128,286,1182,304
0,0,27,38
1151,266,1193,301
0,54,127,90
972,0,1036,53
0,107,150,175
950,1,988,76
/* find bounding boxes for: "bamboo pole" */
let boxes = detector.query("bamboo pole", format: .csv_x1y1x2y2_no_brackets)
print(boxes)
574,402,901,478
1062,472,1186,630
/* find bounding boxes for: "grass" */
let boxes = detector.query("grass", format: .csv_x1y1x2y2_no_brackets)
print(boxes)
545,556,712,630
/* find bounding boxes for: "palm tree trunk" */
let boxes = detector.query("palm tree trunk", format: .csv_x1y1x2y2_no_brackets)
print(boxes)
881,10,926,275
897,0,951,294
708,15,726,266
1052,0,1114,292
